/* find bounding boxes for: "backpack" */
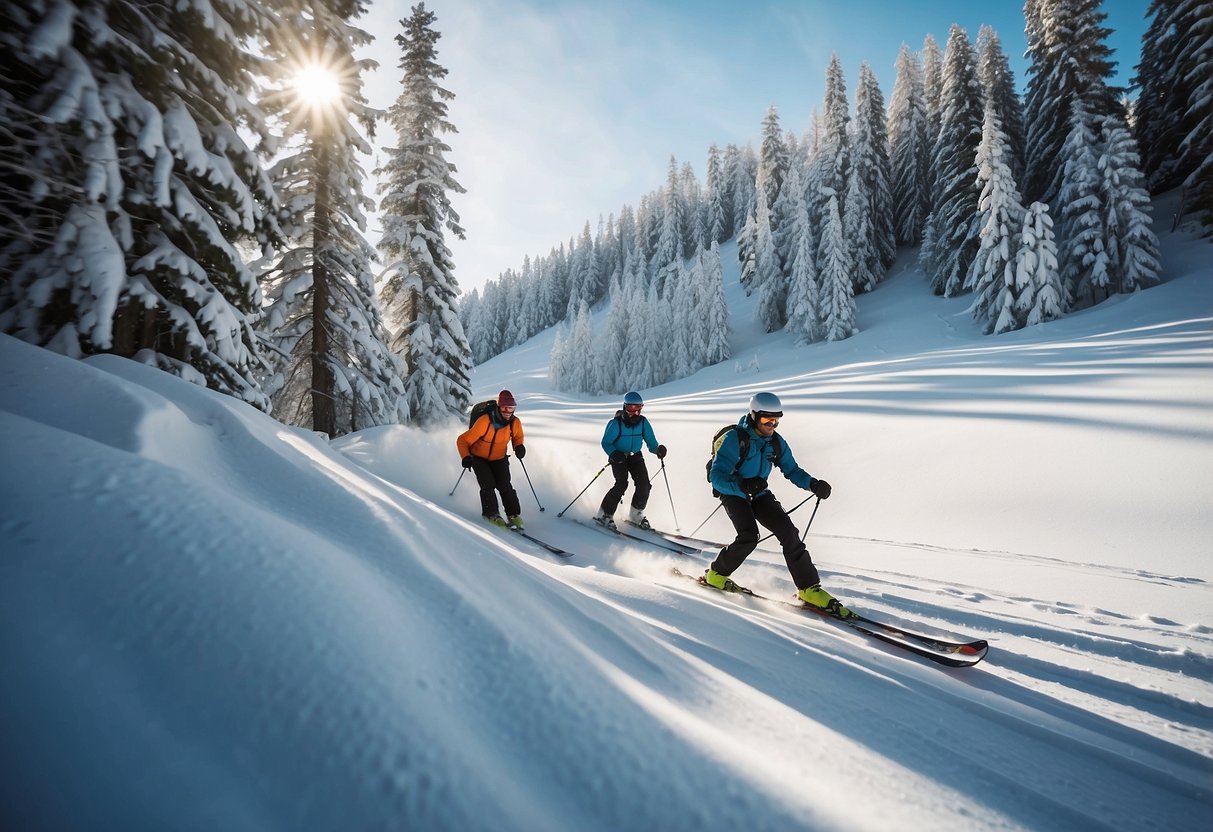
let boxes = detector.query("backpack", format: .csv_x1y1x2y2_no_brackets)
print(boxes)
705,424,783,492
468,400,497,429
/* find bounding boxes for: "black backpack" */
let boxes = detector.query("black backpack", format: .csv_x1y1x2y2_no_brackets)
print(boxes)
468,399,516,442
468,400,497,429
705,424,783,491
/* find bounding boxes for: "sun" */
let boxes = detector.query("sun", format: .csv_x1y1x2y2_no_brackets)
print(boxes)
291,63,342,111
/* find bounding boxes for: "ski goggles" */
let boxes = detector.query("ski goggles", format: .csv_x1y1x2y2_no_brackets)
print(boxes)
755,414,780,427
498,406,516,416
623,404,643,415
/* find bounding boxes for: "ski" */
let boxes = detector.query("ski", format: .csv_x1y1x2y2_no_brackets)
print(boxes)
485,518,575,558
621,521,709,554
671,568,988,668
508,527,574,558
632,523,728,551
572,518,699,556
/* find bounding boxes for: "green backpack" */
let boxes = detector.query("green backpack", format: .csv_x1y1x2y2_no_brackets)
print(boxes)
705,424,782,495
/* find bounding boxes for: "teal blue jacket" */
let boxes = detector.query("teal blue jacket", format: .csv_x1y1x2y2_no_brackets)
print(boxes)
709,416,814,499
601,414,658,456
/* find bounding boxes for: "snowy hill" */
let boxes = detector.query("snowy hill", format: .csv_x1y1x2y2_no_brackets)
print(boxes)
2,216,1211,829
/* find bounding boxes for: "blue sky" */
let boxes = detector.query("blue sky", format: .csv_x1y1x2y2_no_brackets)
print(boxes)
359,0,1150,295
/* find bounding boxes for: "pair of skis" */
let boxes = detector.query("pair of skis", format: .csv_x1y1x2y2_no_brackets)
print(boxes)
488,515,989,668
670,567,988,668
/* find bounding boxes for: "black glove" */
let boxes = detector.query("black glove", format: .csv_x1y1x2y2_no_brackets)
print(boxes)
514,444,526,459
461,455,474,469
609,451,627,464
739,476,768,496
656,444,667,459
810,478,832,499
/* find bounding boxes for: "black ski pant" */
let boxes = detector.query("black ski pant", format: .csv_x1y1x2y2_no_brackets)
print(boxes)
471,456,521,518
600,452,651,515
711,492,820,590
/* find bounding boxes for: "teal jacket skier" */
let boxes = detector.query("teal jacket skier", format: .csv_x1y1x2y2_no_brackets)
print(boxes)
594,391,667,531
703,392,850,617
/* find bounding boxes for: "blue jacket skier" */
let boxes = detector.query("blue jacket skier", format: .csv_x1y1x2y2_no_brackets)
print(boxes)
594,391,667,530
704,392,850,617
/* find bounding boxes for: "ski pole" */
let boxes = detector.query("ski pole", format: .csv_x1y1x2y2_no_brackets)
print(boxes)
557,463,609,517
659,459,680,531
449,468,467,496
799,496,822,542
690,502,723,536
517,457,545,512
756,494,816,543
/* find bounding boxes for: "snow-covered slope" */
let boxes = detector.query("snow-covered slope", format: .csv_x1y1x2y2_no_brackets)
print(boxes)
2,219,1211,830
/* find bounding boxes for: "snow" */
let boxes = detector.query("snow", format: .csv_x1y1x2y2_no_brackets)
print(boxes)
3,204,1212,829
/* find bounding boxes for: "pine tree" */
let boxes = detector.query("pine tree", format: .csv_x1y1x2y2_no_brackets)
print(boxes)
816,53,851,240
976,25,1026,181
758,105,789,229
1023,0,1119,207
705,144,730,242
1016,201,1065,326
0,0,281,409
966,103,1027,334
1057,102,1106,309
853,63,895,273
262,0,406,436
700,243,731,366
1134,0,1213,228
819,194,857,341
924,25,984,297
374,2,471,426
785,192,821,345
652,155,685,279
888,43,930,245
1098,113,1162,294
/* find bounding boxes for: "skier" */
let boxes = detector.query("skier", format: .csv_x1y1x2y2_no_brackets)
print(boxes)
705,392,849,616
593,391,667,531
457,389,527,528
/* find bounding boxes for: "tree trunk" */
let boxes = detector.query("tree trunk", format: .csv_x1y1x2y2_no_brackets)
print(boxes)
311,137,336,437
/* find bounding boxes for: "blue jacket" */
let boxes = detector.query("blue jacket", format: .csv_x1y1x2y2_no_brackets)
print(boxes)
709,416,814,499
601,414,659,457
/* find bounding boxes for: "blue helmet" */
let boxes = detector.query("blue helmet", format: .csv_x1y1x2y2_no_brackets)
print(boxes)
623,391,644,406
749,391,783,418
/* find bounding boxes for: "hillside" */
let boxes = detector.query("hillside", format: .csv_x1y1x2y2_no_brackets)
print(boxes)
1,207,1210,830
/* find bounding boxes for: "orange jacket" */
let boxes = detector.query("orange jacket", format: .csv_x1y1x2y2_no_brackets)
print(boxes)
457,413,524,461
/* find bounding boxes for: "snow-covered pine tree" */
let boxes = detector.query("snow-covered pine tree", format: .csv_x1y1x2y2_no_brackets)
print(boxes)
1015,201,1064,327
700,242,731,366
1133,0,1213,229
819,193,857,341
732,144,758,239
652,156,686,294
1056,101,1106,310
853,62,895,274
705,144,730,242
0,0,281,409
785,190,821,345
1022,0,1119,207
680,161,704,258
750,191,782,329
568,300,595,394
261,0,407,436
736,208,757,293
374,0,472,426
976,25,1026,182
1098,113,1161,295
924,24,983,297
921,33,944,128
966,102,1027,334
843,160,879,295
758,105,789,235
815,53,851,256
596,271,628,394
888,43,930,245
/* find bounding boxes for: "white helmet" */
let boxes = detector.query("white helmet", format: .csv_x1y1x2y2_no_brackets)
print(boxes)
749,391,783,418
